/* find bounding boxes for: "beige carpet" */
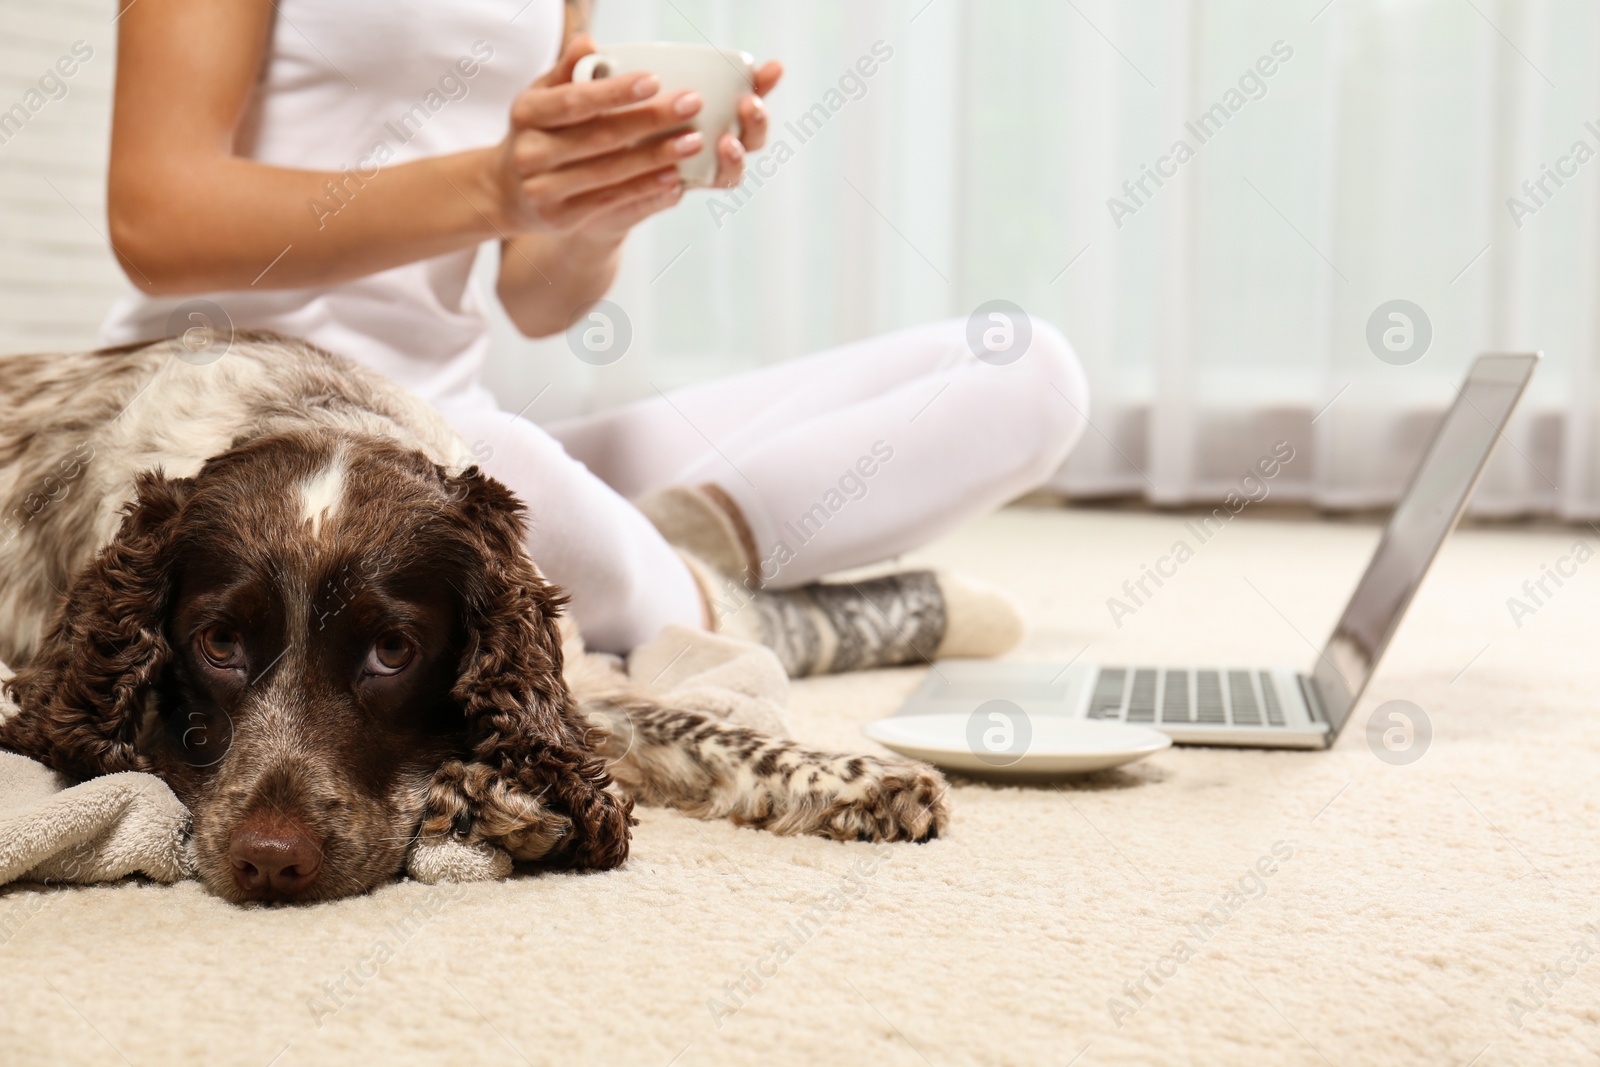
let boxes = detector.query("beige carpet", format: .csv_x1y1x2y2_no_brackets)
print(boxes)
3,507,1598,1066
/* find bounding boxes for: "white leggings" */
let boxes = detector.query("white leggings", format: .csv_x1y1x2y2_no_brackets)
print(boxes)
437,318,1089,653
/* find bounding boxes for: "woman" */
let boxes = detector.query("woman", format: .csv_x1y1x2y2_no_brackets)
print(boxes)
100,0,1089,672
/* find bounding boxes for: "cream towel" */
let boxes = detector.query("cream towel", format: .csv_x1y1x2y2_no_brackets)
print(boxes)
0,752,191,885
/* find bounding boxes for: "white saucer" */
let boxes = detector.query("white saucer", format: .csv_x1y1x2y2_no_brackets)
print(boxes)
863,714,1172,776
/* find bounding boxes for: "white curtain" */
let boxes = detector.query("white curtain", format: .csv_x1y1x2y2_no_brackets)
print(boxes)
478,0,1600,518
3,0,1595,517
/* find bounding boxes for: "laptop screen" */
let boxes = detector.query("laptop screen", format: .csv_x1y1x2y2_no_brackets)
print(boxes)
1312,353,1539,735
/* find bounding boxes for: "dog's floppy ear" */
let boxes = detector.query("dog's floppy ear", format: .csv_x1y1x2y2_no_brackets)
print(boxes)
420,466,633,869
0,470,190,781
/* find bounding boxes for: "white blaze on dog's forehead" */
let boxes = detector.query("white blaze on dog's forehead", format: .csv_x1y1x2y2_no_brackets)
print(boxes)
299,453,347,537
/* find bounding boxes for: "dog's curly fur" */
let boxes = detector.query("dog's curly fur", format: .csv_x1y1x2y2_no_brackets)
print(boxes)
0,332,948,902
2,469,183,782
415,465,632,871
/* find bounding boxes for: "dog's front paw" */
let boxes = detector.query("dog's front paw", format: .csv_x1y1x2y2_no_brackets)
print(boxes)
420,758,575,862
810,757,949,844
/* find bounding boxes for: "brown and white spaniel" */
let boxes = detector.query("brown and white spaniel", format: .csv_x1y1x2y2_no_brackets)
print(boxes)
0,332,947,904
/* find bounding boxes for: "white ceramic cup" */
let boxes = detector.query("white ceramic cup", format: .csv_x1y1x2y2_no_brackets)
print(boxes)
572,43,756,188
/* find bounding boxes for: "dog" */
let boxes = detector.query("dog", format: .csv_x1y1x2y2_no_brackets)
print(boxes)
0,332,948,903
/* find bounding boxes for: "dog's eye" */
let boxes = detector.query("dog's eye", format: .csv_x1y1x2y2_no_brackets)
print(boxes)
197,625,243,669
366,632,415,675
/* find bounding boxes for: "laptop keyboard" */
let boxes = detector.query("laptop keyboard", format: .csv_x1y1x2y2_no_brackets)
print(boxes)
1087,668,1288,727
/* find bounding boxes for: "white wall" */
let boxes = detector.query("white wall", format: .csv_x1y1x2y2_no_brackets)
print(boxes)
0,0,122,355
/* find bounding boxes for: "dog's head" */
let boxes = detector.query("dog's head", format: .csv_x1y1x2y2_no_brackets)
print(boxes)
1,431,631,903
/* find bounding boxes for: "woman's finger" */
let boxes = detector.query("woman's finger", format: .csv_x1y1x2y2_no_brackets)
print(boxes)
584,178,688,234
534,34,595,88
752,60,783,97
511,71,663,130
528,91,702,171
530,131,699,205
736,94,768,151
713,133,746,188
546,167,685,231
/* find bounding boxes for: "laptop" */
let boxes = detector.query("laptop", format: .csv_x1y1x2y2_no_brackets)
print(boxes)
894,352,1541,749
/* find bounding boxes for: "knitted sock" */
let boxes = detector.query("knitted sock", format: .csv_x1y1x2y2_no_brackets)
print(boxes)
639,483,1025,676
682,554,1024,677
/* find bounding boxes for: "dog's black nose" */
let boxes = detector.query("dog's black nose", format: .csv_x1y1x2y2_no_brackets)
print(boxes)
229,814,323,900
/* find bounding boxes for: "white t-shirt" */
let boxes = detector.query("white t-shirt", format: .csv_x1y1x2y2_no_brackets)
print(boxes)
100,0,563,402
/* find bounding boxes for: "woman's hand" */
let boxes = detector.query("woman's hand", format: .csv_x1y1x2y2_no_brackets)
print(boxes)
582,57,785,230
576,58,783,236
491,40,784,337
493,37,703,238
493,40,785,238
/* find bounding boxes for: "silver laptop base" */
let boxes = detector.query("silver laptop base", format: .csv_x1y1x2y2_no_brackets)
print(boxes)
898,660,1332,750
